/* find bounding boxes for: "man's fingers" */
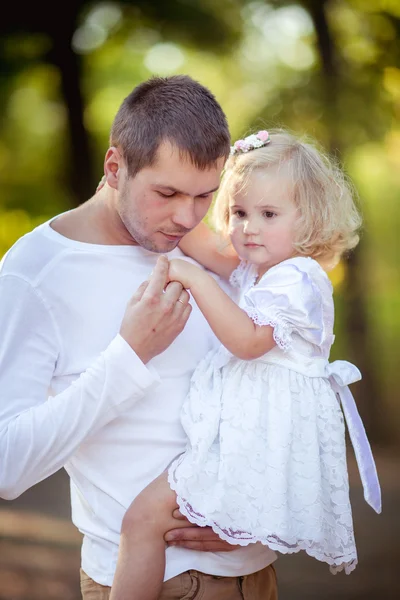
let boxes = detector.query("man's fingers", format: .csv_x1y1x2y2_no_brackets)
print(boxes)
163,521,198,542
172,291,191,321
144,255,169,299
167,540,237,552
163,280,184,304
162,517,198,535
165,524,236,550
129,280,149,303
172,508,188,520
176,289,190,306
165,526,224,543
182,304,192,322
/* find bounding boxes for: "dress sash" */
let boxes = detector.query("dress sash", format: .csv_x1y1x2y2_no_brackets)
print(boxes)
256,354,382,514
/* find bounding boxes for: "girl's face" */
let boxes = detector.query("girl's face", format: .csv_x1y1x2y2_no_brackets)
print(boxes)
228,169,299,277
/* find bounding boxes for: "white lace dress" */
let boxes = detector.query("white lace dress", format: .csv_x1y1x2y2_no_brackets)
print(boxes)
168,257,381,574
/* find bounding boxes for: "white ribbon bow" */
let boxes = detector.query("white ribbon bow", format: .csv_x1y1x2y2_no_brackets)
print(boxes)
326,360,382,514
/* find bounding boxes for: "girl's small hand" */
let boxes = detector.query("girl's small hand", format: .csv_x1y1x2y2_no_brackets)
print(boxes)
168,258,202,289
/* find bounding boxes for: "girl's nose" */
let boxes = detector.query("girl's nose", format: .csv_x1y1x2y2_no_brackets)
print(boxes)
243,219,259,235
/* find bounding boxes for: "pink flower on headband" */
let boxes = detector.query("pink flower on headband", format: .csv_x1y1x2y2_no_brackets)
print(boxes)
230,131,271,156
257,130,270,142
234,140,246,151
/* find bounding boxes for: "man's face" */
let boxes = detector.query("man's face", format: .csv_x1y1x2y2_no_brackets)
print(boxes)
116,142,226,253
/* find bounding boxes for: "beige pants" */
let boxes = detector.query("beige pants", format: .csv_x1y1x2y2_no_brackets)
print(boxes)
80,564,278,600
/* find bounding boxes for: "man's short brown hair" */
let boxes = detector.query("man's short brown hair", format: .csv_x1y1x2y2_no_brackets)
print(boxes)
110,75,231,177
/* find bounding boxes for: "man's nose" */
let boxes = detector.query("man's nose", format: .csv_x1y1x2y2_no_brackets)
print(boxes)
172,200,199,230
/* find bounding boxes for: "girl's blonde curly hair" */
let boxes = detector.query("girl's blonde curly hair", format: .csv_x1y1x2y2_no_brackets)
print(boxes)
213,129,362,269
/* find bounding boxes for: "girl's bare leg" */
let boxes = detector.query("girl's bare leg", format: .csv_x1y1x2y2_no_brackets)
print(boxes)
110,470,192,600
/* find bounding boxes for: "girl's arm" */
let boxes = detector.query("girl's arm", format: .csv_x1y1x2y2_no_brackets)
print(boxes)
179,221,240,281
169,258,275,360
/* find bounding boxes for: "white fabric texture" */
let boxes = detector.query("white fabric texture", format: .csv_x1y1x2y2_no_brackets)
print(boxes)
0,217,276,587
168,257,381,575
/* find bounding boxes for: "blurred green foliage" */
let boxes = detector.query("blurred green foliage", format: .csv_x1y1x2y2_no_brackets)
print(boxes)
0,0,399,442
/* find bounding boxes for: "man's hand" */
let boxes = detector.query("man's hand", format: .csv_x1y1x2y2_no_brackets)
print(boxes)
164,509,238,552
120,255,191,364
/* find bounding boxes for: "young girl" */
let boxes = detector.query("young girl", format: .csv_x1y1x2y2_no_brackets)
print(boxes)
110,129,381,599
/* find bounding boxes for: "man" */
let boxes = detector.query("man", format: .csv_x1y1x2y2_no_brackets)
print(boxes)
0,75,277,599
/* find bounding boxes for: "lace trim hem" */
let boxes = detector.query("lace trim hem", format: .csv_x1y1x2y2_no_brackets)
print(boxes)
167,467,356,575
243,306,293,352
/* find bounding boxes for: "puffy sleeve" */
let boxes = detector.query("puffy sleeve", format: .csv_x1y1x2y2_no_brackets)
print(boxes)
243,260,326,351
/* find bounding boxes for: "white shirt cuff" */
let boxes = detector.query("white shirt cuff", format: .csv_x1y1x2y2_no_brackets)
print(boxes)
102,334,161,409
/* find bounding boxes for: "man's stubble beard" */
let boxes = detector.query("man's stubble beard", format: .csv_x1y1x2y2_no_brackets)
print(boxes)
117,179,193,253
118,197,177,254
120,211,170,253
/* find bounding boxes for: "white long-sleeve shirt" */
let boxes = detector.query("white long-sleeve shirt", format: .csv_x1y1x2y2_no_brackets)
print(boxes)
0,217,276,586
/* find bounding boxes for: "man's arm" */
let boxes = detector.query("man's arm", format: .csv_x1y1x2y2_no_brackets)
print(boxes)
0,256,189,500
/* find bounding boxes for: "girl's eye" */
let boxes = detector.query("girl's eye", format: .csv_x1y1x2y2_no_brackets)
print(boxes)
263,211,276,219
234,210,246,218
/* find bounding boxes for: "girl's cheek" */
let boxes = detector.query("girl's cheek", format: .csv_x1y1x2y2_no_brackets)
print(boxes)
229,231,243,254
229,229,240,244
229,220,242,234
228,223,236,238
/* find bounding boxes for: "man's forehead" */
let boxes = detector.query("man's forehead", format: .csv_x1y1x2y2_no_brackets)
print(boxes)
152,140,225,172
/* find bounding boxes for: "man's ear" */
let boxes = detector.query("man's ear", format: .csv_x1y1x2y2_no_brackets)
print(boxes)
104,146,123,190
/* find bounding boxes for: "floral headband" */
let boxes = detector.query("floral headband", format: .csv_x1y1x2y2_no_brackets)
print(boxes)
230,130,271,156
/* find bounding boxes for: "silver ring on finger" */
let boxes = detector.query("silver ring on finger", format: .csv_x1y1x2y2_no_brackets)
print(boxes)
177,298,185,305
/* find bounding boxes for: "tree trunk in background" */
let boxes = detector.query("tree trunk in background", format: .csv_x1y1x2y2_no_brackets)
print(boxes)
48,14,96,207
305,0,382,442
0,2,97,207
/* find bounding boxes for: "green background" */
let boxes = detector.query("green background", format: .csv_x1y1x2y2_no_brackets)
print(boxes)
0,1,399,598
